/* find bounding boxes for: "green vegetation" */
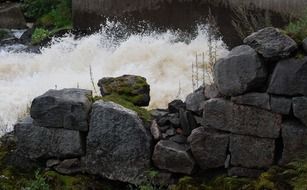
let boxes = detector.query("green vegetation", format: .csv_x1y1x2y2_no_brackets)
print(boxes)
22,0,72,44
170,158,307,190
285,10,307,42
92,94,152,122
31,28,50,44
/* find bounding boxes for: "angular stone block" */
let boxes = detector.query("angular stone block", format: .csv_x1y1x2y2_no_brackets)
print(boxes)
231,93,270,110
204,99,282,138
84,101,152,184
152,140,195,175
30,88,92,131
214,45,267,96
244,27,297,60
270,96,292,115
268,57,307,96
230,135,275,168
14,117,84,160
188,127,229,169
279,121,307,165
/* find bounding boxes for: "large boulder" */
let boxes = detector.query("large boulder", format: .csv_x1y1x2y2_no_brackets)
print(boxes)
152,140,195,174
204,84,222,99
214,45,267,96
279,121,307,165
270,96,292,115
231,93,270,110
188,127,229,169
0,3,27,29
293,97,307,126
83,100,152,184
14,117,85,160
243,27,298,60
204,99,282,138
268,57,307,96
230,135,275,168
30,88,92,132
97,75,150,106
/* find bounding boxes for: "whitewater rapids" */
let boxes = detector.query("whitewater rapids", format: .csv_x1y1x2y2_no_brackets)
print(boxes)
0,23,228,133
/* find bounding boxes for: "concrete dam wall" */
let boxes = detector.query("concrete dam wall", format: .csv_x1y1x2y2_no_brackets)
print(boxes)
72,0,307,29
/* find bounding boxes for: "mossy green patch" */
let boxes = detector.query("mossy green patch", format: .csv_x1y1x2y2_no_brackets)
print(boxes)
92,94,152,122
285,9,307,43
100,75,150,106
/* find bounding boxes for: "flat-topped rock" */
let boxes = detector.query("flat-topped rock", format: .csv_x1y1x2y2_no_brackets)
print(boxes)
230,135,275,168
30,88,92,131
14,117,84,160
268,57,307,96
231,93,270,110
84,100,152,185
152,140,195,175
214,45,267,96
204,99,282,138
188,127,229,170
98,75,150,106
244,27,297,60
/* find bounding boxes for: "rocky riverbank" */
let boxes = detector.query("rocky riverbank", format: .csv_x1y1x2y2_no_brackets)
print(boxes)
1,27,307,189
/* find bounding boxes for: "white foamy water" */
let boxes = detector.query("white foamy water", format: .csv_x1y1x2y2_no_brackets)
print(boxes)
0,23,228,133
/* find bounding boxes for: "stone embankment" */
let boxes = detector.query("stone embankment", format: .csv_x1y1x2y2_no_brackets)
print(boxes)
6,27,307,185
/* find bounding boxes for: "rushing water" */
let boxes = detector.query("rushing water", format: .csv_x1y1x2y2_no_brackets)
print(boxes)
0,22,228,133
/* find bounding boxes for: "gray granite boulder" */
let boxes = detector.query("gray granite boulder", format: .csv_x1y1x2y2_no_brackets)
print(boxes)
204,99,282,138
231,93,270,110
270,96,292,115
83,101,152,184
30,88,92,131
14,117,84,160
244,27,297,60
214,45,267,96
279,121,307,165
185,87,205,114
98,75,150,106
152,140,195,174
293,97,307,126
230,135,275,168
188,127,229,169
267,57,307,96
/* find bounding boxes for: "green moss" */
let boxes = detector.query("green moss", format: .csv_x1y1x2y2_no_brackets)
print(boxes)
285,9,307,43
31,28,50,45
91,94,152,122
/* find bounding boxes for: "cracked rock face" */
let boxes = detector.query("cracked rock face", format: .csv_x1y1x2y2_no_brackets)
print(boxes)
83,100,152,185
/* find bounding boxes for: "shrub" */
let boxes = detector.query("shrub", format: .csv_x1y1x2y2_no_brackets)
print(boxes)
23,171,50,190
31,28,50,45
285,10,307,42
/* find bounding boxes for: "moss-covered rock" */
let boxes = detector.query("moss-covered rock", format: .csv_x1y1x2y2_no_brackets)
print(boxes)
91,94,152,122
98,75,150,107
